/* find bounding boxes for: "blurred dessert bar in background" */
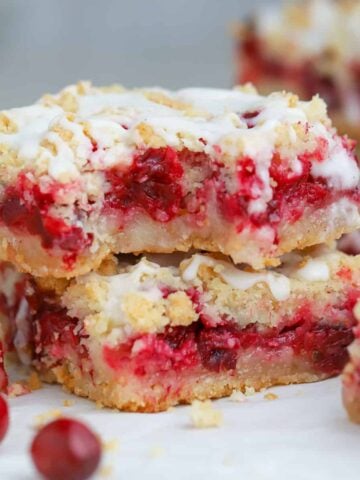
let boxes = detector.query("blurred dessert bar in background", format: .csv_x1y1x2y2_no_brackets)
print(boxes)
234,0,360,143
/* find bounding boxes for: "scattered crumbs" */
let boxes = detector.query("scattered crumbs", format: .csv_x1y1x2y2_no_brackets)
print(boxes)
190,400,223,428
27,371,42,391
264,392,278,401
96,401,105,410
229,391,247,403
149,446,165,458
103,439,120,453
244,386,256,397
7,382,30,398
99,465,113,478
34,409,62,428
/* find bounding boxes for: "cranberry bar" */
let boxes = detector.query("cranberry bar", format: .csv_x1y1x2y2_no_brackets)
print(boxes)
343,302,360,423
0,82,359,277
235,0,360,142
2,248,359,412
0,262,25,391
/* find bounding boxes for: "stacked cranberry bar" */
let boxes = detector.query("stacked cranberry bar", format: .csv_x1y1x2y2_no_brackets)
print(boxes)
0,248,358,412
343,302,360,423
0,82,359,276
0,82,360,411
235,0,360,143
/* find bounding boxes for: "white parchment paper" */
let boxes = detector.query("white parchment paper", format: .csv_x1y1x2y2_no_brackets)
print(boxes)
0,377,359,480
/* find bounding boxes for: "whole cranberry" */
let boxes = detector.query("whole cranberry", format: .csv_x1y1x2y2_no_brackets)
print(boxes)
0,394,9,442
30,417,101,480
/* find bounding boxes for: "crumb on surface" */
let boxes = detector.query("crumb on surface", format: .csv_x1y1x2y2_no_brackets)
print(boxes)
34,409,62,428
244,386,256,397
264,392,278,401
103,439,120,453
190,400,223,428
62,398,75,407
229,391,247,403
99,465,113,478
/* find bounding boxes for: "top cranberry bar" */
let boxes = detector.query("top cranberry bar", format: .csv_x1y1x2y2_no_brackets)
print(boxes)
0,82,359,277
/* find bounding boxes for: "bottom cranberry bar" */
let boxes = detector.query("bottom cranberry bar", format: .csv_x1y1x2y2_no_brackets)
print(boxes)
1,249,360,412
343,303,360,423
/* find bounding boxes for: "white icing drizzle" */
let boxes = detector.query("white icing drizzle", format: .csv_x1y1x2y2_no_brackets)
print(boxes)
181,254,291,301
310,131,359,189
293,258,330,282
94,258,164,319
0,84,358,209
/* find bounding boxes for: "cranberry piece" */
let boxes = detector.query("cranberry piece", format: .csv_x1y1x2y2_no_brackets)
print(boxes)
241,110,260,128
104,147,184,222
30,418,102,480
197,326,240,372
0,394,9,442
0,174,93,260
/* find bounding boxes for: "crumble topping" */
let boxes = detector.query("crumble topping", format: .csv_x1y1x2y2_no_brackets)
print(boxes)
0,82,357,217
51,248,357,343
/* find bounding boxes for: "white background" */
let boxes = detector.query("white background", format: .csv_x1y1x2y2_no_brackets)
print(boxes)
1,1,359,479
1,378,360,479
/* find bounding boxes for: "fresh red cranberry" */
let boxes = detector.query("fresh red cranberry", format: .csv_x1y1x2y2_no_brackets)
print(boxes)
30,418,101,480
104,147,184,222
0,394,9,442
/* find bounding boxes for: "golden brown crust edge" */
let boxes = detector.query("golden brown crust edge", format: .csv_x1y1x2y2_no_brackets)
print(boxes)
40,362,328,413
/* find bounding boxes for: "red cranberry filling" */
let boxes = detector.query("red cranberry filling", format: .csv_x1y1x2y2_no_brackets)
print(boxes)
0,394,9,442
33,306,89,366
104,300,356,377
104,147,184,222
0,173,93,259
0,344,8,392
24,287,357,380
217,148,335,229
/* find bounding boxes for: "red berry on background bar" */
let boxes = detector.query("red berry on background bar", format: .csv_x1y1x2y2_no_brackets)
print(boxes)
0,394,9,442
30,417,102,480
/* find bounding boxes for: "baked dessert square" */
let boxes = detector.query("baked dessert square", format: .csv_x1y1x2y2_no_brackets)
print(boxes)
2,248,359,412
0,262,26,391
343,302,360,423
0,82,359,277
235,0,360,143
